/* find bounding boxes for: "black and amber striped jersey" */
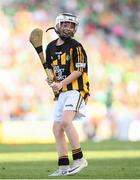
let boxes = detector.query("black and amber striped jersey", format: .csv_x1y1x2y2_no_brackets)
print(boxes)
45,38,90,101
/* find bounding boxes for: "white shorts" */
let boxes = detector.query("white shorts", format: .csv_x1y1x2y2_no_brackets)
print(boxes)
54,90,86,122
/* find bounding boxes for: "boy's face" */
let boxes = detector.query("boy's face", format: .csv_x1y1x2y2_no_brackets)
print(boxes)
59,21,76,38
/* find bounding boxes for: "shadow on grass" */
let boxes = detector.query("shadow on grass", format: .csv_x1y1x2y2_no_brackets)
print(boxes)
0,158,140,179
0,140,140,153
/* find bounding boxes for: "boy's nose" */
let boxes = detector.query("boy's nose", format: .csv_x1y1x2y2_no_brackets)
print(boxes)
65,26,71,30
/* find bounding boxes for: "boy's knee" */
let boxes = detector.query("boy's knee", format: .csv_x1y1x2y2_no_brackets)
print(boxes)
53,122,63,137
61,111,75,128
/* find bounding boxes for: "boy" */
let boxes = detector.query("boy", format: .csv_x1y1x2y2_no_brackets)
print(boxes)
45,13,90,176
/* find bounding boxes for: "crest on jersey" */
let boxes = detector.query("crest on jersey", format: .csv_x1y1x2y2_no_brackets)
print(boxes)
66,54,70,61
76,63,86,68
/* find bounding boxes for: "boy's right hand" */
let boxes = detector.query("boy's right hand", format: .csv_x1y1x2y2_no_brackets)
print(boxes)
45,77,53,86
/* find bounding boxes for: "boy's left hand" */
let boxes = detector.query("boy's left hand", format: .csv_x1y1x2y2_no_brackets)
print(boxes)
50,82,63,91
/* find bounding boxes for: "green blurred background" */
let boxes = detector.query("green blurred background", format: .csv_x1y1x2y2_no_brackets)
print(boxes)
0,0,140,144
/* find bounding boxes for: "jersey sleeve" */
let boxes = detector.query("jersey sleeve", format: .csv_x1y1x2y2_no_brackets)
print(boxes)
44,45,53,69
72,44,88,73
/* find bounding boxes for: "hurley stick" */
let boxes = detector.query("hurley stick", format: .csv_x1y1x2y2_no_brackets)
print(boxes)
29,28,58,100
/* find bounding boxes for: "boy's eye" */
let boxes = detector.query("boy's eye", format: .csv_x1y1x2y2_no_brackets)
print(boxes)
61,22,75,29
63,24,67,27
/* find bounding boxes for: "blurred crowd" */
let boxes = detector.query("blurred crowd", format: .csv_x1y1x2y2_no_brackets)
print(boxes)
0,0,140,140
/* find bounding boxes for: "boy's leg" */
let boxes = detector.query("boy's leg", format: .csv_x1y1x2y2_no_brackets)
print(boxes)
61,110,80,149
49,121,70,176
53,121,68,157
61,110,88,175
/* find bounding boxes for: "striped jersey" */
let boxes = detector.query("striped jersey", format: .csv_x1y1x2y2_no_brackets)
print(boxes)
45,38,90,101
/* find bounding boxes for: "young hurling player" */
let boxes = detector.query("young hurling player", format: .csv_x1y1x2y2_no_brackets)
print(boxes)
45,13,90,176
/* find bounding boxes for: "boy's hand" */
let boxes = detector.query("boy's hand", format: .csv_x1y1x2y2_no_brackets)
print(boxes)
50,82,63,91
45,77,53,86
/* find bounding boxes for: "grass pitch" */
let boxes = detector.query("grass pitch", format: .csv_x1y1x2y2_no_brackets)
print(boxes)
0,140,140,179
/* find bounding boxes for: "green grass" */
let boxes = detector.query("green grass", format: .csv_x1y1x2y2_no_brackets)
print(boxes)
0,140,140,179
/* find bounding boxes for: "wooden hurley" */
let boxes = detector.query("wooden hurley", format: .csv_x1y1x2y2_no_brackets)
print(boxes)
29,28,59,100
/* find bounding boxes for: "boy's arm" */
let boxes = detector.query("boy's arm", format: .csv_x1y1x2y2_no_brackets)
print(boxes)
50,71,82,91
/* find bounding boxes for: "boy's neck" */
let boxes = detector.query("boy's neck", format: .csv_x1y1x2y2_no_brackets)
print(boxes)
56,38,65,46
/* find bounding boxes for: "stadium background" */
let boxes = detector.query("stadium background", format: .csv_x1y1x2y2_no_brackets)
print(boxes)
0,0,140,144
